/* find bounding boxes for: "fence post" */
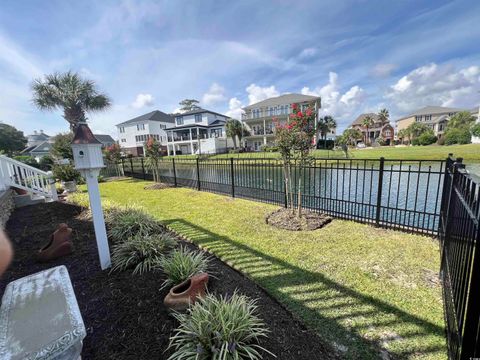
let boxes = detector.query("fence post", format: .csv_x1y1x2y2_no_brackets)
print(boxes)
141,157,146,180
375,157,385,226
196,158,201,191
130,158,134,177
230,158,235,197
172,158,177,187
121,158,125,175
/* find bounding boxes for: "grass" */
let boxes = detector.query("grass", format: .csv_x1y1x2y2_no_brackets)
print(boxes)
91,180,446,359
166,143,480,162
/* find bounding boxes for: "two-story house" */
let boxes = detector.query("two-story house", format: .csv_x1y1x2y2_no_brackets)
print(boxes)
241,94,322,151
395,106,466,139
116,110,175,156
350,113,394,145
166,108,233,155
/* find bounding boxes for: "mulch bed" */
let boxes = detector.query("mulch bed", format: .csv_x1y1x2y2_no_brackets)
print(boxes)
1,202,336,360
266,208,333,231
144,183,172,190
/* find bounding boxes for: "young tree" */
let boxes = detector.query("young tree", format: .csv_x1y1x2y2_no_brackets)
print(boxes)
407,122,431,143
443,111,476,145
275,103,316,217
145,137,162,183
32,71,111,131
104,143,124,176
178,99,200,112
225,119,243,149
0,124,27,155
50,132,74,160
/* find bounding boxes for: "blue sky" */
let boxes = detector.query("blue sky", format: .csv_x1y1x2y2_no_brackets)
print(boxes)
0,0,479,137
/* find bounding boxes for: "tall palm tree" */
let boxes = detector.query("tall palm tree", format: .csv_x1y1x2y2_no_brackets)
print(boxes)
317,115,336,147
225,119,242,149
378,108,390,125
32,71,111,131
362,115,374,145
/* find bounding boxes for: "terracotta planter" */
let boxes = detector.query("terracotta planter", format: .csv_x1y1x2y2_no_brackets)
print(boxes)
13,187,28,195
37,223,73,262
63,181,77,193
164,273,209,311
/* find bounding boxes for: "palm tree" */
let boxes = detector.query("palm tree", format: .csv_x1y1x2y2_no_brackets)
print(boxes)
378,108,389,125
225,119,243,149
317,115,336,147
32,71,111,131
362,115,374,145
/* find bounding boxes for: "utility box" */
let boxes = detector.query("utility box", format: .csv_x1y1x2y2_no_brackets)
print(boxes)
71,123,105,171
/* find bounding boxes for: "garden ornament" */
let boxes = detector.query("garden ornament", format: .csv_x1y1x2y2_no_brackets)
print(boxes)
164,273,209,311
37,223,73,262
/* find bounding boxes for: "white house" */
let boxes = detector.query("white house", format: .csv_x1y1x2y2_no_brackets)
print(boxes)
165,108,233,155
116,110,174,156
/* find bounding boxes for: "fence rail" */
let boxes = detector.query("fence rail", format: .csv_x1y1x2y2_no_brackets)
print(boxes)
439,157,480,359
120,156,446,235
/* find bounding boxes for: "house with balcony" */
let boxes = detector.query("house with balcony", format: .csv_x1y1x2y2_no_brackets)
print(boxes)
116,110,174,156
166,108,233,155
395,106,466,139
241,93,322,151
350,113,394,145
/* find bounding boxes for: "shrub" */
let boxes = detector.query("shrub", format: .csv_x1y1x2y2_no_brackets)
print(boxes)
111,233,176,274
168,292,273,360
107,206,163,242
159,246,210,289
412,131,437,146
53,164,82,182
260,145,278,152
444,128,471,145
471,123,480,137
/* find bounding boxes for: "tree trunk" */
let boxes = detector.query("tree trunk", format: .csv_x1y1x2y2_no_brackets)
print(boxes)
297,173,302,218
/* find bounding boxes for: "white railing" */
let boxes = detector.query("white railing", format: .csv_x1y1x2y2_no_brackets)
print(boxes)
0,155,58,201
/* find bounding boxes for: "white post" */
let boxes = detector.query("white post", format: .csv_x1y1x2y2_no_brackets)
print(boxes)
472,105,480,144
47,172,58,201
84,170,111,270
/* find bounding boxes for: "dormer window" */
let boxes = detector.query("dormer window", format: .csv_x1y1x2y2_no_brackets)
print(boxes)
195,114,202,123
176,116,184,125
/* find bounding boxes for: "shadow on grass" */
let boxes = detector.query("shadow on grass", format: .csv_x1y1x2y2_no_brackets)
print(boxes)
163,218,446,360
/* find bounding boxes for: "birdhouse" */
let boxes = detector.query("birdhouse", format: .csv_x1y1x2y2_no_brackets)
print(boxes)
71,123,105,171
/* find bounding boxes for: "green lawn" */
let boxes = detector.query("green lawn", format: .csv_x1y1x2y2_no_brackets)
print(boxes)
92,180,446,359
166,143,480,162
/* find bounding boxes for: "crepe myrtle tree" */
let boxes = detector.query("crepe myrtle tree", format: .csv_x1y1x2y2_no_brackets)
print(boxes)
274,103,316,217
104,144,124,176
145,137,162,183
32,71,111,131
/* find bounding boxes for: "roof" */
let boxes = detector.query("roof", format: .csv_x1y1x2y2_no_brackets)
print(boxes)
396,106,466,122
165,119,226,131
72,123,101,145
243,93,320,110
30,141,52,153
351,113,381,126
173,108,228,118
116,110,175,126
27,133,50,141
94,134,115,144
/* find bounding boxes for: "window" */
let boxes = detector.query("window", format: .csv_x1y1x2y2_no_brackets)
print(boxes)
424,115,432,121
160,124,166,130
121,138,126,143
385,130,391,137
195,114,202,123
119,126,125,133
136,123,145,131
176,116,184,125
269,107,274,116
211,128,223,138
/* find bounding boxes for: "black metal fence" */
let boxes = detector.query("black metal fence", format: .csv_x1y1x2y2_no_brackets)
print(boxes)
120,156,446,235
439,157,480,359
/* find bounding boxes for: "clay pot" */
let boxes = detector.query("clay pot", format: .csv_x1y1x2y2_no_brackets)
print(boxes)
164,273,209,311
37,223,73,262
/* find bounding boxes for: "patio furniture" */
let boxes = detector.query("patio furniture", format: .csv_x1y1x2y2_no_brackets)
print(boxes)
0,265,86,360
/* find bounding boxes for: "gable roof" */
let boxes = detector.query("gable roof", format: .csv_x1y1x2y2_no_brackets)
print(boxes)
396,106,467,122
351,113,381,126
243,93,320,110
30,141,52,153
116,110,175,126
173,108,228,118
28,133,50,141
94,134,115,144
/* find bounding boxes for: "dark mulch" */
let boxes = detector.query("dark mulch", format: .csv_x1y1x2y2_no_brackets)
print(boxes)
143,183,172,190
1,202,336,360
266,208,333,231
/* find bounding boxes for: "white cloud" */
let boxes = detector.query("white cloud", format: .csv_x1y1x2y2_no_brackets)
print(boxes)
301,72,366,121
371,63,397,78
385,63,480,112
246,84,279,105
131,93,154,108
298,47,317,59
225,97,244,119
202,83,226,106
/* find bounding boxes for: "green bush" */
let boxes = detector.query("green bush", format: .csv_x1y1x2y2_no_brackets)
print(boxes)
53,164,82,182
471,123,480,137
260,145,279,152
159,246,210,289
111,233,176,274
444,128,471,145
13,156,40,168
168,292,273,360
107,206,163,242
412,132,437,146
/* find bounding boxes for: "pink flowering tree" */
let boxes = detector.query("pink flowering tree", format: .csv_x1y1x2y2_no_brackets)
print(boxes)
104,143,124,176
274,103,316,217
145,137,162,182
